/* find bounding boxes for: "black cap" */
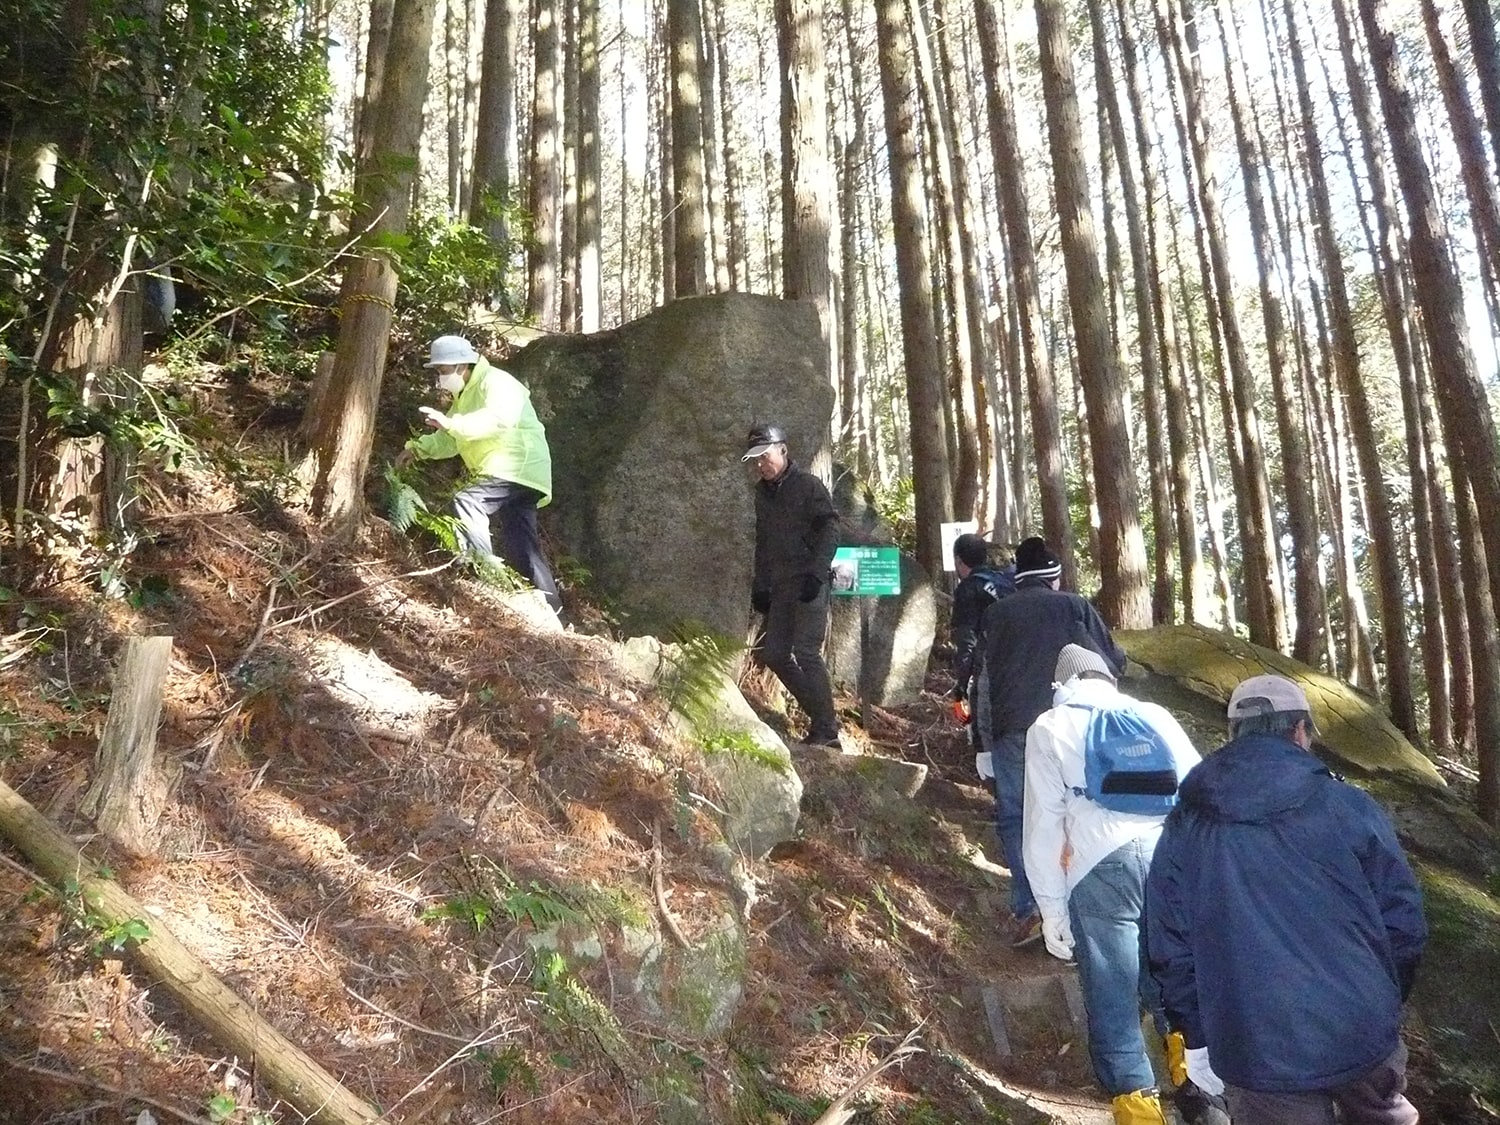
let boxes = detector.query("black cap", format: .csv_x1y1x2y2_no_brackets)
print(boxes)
742,423,788,460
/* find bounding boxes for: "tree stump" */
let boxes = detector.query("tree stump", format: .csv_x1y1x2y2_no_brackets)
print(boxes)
81,635,175,857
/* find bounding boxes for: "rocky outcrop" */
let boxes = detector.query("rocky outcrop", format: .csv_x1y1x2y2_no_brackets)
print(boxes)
1117,623,1444,788
509,294,834,640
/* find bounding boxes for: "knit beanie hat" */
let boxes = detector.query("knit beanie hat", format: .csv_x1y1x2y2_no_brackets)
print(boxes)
1054,643,1115,684
1014,536,1062,582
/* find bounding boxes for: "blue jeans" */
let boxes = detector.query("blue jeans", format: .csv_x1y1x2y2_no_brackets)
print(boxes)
990,730,1037,920
1068,836,1164,1095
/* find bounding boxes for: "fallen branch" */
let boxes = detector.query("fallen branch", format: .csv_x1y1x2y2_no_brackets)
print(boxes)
810,1024,925,1125
0,779,381,1125
651,820,691,949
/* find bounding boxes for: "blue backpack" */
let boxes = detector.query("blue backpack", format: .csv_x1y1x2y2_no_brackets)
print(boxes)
1065,704,1180,815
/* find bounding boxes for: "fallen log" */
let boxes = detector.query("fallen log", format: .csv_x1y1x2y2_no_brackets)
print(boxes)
0,779,381,1125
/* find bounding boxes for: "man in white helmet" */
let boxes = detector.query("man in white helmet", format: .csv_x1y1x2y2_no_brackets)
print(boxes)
397,335,560,613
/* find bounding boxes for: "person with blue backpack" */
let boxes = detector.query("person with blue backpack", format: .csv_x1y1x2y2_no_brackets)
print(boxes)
979,536,1126,947
1022,643,1209,1125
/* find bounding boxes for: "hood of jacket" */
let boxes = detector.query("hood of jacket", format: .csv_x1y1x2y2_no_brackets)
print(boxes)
1179,732,1329,824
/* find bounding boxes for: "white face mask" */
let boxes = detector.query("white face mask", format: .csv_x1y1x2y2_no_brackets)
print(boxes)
436,370,465,394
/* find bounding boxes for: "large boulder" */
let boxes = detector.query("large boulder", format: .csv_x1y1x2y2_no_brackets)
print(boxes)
1116,623,1445,788
508,295,834,639
823,467,936,706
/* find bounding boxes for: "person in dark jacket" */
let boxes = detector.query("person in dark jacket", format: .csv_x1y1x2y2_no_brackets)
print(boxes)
949,533,1015,705
744,423,841,747
1146,673,1426,1125
979,536,1126,946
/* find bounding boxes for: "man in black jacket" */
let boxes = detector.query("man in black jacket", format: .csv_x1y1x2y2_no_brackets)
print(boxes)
744,423,841,747
980,536,1126,946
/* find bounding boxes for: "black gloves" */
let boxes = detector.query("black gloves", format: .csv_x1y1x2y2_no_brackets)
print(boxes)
751,588,771,614
798,574,823,603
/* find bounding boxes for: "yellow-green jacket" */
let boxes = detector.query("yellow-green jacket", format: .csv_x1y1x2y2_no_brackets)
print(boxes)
405,358,552,506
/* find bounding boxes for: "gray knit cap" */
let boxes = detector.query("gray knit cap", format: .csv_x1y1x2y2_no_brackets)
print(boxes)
1054,643,1115,684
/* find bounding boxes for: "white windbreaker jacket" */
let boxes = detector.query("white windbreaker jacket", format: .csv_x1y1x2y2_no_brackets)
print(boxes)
1022,677,1202,929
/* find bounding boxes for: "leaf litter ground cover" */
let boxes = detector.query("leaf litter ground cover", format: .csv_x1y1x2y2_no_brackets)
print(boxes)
0,365,1480,1124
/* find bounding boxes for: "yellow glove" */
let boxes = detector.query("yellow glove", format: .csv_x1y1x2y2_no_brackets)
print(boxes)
1164,1029,1188,1088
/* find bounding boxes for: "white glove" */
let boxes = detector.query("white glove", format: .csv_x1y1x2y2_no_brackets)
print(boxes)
1185,1045,1225,1096
975,751,995,780
1041,914,1074,961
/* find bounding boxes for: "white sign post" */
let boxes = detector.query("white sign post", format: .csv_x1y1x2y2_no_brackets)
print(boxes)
939,520,980,573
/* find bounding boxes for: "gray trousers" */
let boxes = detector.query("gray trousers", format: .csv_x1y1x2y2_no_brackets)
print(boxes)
756,579,837,738
1224,1043,1418,1125
452,478,560,612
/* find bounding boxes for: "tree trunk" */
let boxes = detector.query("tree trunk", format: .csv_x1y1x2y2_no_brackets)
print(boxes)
1286,0,1417,733
1358,0,1500,630
1112,0,1200,623
577,0,601,329
471,0,519,256
353,0,395,168
910,0,982,522
668,0,709,296
0,781,382,1124
873,0,952,576
1158,0,1286,651
1091,0,1173,624
1418,0,1500,341
527,0,562,326
1216,0,1325,671
1033,0,1149,626
301,0,435,534
81,636,174,858
974,0,1072,587
777,0,834,394
1452,466,1500,824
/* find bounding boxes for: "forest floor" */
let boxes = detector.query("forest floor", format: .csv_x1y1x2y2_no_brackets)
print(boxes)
0,360,1486,1124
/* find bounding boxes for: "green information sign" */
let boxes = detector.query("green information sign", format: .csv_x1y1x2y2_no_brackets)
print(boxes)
830,545,902,596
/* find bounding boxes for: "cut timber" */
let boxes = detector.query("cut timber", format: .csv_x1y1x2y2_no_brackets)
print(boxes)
0,780,381,1125
81,635,174,857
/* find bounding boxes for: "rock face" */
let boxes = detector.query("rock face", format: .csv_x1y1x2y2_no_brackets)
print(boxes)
823,466,937,706
509,295,834,640
1116,624,1445,788
612,635,802,863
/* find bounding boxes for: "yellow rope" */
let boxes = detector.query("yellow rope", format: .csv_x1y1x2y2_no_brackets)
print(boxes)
339,291,396,314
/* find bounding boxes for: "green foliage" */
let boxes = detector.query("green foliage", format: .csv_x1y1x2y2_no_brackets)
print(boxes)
871,476,916,554
206,1093,237,1123
419,869,584,935
397,210,518,340
475,1044,540,1101
660,623,743,735
701,730,793,778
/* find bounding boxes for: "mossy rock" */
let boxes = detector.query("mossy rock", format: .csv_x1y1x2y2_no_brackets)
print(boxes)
1116,624,1444,788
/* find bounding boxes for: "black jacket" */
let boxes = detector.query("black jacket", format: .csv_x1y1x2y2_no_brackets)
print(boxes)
980,580,1126,736
950,564,1015,697
752,462,839,592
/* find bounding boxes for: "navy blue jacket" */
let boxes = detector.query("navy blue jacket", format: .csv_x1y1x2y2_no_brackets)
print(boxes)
979,581,1125,737
1146,733,1426,1093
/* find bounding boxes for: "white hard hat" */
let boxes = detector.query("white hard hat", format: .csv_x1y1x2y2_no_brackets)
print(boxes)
424,335,481,367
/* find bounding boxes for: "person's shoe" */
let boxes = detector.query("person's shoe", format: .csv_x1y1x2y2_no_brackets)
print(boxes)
1009,912,1044,948
1110,1089,1168,1125
803,728,842,748
1172,1082,1232,1125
